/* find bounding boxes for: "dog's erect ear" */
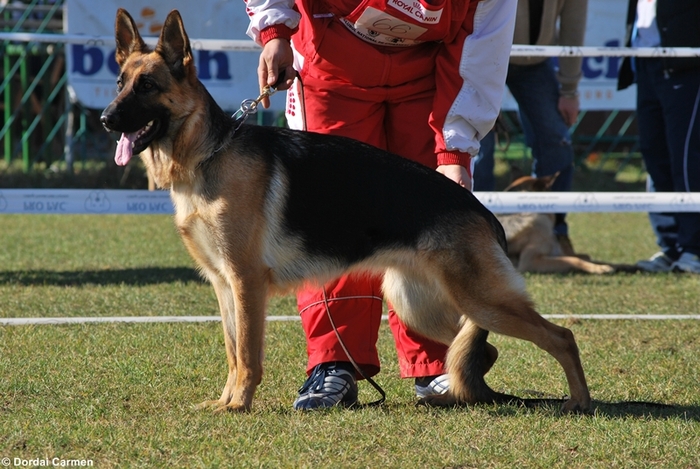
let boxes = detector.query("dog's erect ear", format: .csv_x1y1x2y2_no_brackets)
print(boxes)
504,171,561,192
504,176,536,192
155,10,194,80
539,171,560,191
115,8,147,67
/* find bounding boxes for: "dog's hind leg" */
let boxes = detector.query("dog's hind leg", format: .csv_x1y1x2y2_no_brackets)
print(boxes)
451,279,590,412
477,297,591,412
418,319,510,408
447,320,505,404
519,245,614,274
424,241,591,412
383,268,501,406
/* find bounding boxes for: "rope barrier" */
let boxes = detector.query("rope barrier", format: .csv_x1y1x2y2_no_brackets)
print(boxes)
0,189,697,215
2,314,699,326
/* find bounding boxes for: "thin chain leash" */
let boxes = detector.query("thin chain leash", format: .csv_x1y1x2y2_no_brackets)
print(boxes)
200,84,279,164
231,84,278,133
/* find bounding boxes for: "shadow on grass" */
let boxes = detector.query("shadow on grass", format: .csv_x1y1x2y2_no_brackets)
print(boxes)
487,397,700,421
378,397,699,422
0,267,205,286
591,400,700,421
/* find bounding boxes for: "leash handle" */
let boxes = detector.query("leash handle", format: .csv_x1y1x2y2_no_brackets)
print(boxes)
231,71,289,130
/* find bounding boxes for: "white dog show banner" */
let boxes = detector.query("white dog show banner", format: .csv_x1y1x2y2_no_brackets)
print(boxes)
64,0,285,112
501,0,634,111
0,189,172,214
65,0,634,113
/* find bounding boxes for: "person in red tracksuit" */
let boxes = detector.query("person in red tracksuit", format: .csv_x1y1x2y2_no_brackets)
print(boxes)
245,0,517,410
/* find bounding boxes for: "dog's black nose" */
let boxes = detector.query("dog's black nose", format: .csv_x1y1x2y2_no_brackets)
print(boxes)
100,112,116,129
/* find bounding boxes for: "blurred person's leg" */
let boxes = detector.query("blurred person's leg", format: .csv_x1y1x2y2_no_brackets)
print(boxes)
507,60,574,244
473,130,496,191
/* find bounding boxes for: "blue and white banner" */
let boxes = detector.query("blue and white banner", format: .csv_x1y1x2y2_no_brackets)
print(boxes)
64,0,285,112
502,0,635,111
65,0,634,112
0,189,172,214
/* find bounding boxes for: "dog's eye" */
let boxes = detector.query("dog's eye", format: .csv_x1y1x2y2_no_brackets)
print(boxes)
139,79,157,93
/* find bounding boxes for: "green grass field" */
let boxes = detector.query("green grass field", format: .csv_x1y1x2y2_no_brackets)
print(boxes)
1,213,699,468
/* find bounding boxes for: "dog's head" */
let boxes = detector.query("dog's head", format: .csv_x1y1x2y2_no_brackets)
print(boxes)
100,9,196,166
503,172,560,192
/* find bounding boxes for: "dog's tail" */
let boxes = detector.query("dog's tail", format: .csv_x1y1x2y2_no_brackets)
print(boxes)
447,320,520,405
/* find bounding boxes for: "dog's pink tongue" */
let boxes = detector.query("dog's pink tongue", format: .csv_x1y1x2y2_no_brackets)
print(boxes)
115,132,138,166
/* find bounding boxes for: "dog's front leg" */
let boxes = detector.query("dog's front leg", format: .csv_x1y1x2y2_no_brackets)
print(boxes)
196,275,238,412
219,270,268,412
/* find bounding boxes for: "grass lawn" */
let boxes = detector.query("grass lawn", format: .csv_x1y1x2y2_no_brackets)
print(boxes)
1,212,699,468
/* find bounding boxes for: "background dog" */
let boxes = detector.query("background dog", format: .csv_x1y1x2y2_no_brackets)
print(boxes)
497,173,632,274
101,8,591,413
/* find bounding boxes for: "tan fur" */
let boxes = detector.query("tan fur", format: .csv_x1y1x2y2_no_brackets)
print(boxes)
498,174,630,274
105,9,592,413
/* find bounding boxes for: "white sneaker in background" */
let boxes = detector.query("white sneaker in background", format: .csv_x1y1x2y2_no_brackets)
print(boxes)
671,252,700,274
636,252,674,273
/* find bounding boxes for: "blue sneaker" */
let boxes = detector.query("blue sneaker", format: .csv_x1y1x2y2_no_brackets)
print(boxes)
293,362,358,410
415,374,449,398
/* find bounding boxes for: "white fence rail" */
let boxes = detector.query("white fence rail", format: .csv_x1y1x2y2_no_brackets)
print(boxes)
1,189,698,215
2,32,699,57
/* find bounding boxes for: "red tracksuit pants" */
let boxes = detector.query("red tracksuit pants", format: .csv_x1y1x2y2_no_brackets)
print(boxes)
290,35,449,380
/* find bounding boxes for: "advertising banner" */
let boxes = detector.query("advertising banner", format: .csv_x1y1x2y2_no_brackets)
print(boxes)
502,0,635,111
66,0,633,112
65,0,286,112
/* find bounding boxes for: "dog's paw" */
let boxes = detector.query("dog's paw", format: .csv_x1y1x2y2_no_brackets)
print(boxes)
560,398,592,414
214,402,252,413
194,399,228,412
590,264,615,274
416,393,460,408
195,399,251,413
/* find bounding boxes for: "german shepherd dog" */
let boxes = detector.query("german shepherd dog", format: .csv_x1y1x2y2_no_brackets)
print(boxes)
497,174,620,274
101,9,591,413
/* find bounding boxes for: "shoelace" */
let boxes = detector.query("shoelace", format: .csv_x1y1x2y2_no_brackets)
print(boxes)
297,366,340,394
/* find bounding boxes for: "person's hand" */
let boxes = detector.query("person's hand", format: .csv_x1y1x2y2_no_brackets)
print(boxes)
558,94,580,127
436,164,472,191
258,38,295,108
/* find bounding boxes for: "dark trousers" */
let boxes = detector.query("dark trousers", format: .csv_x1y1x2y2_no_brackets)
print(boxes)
635,58,700,258
474,59,574,235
